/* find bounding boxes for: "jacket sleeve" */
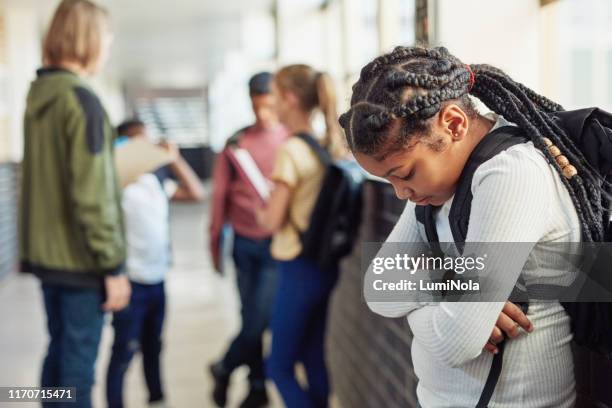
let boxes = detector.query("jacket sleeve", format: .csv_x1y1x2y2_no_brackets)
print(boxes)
65,86,125,275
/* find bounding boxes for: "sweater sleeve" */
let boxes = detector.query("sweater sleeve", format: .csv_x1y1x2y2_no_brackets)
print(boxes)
406,147,553,367
366,199,428,318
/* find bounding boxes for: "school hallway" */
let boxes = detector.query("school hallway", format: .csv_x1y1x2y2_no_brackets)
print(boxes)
0,195,283,408
5,1,612,407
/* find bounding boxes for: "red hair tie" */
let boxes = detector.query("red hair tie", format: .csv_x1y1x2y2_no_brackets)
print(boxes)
466,64,475,91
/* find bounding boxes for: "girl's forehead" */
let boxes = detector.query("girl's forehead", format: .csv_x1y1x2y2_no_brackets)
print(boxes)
354,146,417,175
382,145,420,168
371,132,421,163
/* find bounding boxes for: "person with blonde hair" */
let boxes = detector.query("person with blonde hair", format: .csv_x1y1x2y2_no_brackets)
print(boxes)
256,65,345,408
19,1,127,407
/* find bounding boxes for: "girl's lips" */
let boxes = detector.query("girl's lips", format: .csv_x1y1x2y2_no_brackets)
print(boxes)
412,196,431,205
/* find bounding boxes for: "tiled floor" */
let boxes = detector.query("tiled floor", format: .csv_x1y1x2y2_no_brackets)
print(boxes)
0,200,283,408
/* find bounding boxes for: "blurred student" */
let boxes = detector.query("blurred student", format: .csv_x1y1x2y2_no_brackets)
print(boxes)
106,120,203,408
19,1,127,407
209,72,288,408
256,65,346,408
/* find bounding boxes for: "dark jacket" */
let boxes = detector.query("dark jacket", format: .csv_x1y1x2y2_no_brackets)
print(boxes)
19,67,125,289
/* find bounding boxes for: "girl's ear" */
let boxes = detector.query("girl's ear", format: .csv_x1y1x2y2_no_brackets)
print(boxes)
283,90,300,110
438,104,469,141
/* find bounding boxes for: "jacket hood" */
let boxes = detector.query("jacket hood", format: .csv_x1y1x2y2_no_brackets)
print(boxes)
26,67,81,117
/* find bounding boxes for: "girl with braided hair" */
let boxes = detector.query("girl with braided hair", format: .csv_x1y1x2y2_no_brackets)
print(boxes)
339,46,608,407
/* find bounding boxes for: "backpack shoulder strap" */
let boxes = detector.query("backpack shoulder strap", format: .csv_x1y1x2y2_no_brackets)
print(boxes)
414,126,527,244
449,125,527,244
415,204,446,259
415,204,441,243
413,126,530,408
224,126,252,180
225,125,251,148
295,132,333,166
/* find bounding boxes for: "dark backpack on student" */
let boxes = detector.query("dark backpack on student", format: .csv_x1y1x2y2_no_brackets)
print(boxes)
294,133,365,271
415,109,612,407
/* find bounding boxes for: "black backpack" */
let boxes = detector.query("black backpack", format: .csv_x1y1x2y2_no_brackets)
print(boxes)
294,133,365,271
415,109,612,407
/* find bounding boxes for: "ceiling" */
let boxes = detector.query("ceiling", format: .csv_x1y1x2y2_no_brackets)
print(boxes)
31,0,275,86
102,0,274,85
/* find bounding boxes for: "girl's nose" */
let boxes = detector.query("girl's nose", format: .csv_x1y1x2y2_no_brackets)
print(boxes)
392,183,413,200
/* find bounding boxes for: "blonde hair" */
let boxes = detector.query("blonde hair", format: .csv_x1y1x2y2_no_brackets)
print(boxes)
43,0,109,71
275,64,346,159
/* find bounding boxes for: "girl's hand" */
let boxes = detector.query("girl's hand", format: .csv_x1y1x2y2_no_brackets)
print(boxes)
484,301,534,354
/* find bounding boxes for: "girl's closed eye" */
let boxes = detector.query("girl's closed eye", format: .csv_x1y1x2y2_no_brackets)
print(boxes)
400,168,415,181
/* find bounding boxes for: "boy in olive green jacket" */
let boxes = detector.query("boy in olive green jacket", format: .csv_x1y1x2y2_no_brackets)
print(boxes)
20,68,125,287
19,2,129,407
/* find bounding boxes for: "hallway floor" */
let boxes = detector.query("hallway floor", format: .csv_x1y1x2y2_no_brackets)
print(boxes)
0,200,283,408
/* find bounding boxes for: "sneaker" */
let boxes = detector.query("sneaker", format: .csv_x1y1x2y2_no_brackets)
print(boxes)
239,387,269,408
149,400,169,408
209,362,230,407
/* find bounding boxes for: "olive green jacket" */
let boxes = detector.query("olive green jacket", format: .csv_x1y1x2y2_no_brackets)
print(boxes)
19,68,125,288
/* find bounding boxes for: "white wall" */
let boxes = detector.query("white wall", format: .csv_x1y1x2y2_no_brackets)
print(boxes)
207,11,277,151
1,0,40,162
207,51,254,152
435,0,612,112
434,0,541,90
207,0,345,151
276,0,319,65
541,0,612,111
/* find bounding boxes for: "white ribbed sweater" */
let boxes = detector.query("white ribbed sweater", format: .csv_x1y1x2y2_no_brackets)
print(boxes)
368,136,581,407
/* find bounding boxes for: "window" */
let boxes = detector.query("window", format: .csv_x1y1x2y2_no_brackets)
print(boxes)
134,90,208,146
360,0,379,65
399,0,416,46
570,49,593,107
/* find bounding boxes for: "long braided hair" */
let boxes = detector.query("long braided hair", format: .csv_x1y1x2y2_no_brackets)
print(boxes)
339,46,610,242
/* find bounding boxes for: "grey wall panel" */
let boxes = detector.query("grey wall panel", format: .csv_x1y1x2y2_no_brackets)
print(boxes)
0,162,18,280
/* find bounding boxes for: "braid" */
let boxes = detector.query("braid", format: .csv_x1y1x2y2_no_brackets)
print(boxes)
474,65,563,112
343,46,476,156
470,67,608,241
340,45,609,242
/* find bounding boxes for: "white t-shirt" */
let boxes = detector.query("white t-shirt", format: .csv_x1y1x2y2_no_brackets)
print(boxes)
122,170,176,284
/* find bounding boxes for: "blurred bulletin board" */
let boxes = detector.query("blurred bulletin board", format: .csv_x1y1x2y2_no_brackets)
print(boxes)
129,88,209,147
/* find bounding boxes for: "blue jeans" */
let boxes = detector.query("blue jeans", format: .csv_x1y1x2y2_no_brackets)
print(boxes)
220,234,278,388
267,257,338,408
106,281,165,408
41,282,105,408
